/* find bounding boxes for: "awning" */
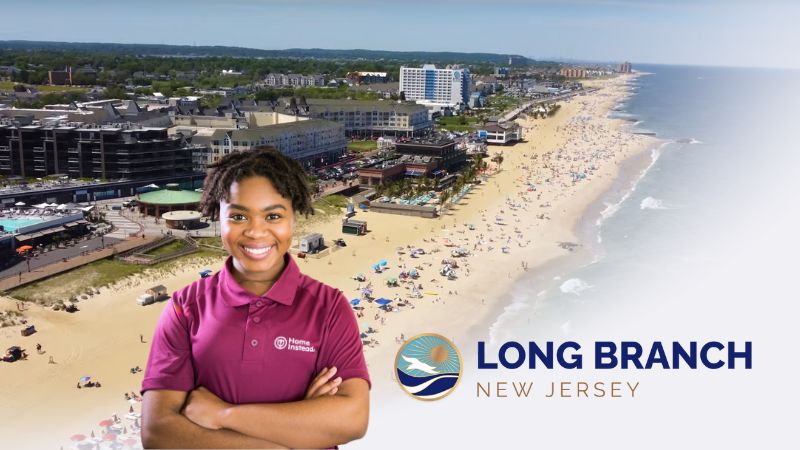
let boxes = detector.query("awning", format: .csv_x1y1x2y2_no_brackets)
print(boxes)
14,233,36,241
44,226,66,234
405,169,425,177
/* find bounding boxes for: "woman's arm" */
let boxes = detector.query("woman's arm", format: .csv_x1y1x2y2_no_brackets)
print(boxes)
218,378,370,449
142,390,288,449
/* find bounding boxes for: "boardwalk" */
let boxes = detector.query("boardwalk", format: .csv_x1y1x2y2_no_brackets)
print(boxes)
0,236,157,292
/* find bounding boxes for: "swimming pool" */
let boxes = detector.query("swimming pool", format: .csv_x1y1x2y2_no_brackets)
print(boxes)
0,218,44,233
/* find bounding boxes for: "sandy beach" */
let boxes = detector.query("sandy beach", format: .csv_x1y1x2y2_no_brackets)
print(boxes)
0,73,656,449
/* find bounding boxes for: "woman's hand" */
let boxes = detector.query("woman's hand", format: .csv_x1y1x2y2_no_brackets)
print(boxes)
182,386,232,430
304,366,342,399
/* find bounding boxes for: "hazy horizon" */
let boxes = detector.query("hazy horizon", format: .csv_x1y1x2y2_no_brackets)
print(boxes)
0,0,798,70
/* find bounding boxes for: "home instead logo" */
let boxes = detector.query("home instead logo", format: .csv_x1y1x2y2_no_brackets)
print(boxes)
395,334,462,401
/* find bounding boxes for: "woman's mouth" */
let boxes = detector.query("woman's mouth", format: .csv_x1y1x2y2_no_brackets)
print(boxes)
240,244,274,260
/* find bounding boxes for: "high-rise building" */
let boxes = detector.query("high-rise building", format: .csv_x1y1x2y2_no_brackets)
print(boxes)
399,65,471,106
618,62,633,73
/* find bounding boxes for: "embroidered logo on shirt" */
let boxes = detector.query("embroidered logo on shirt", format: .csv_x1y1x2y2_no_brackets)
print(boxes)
274,336,316,353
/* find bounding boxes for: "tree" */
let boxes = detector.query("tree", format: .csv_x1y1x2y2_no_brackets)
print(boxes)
255,89,280,102
103,85,128,100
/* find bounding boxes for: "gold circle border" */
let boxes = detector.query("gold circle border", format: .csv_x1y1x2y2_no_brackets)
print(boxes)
394,332,463,401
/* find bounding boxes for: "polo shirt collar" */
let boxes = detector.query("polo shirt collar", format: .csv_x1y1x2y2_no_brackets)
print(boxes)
220,254,300,307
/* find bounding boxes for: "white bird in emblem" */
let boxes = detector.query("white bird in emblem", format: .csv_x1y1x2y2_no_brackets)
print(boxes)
401,355,439,374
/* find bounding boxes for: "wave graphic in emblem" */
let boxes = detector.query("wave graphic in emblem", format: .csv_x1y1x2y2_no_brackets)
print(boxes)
397,369,459,397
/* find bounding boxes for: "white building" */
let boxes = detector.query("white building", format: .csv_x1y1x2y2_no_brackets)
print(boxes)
399,64,471,107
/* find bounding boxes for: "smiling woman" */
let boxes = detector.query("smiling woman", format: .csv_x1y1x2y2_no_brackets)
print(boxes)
140,147,371,449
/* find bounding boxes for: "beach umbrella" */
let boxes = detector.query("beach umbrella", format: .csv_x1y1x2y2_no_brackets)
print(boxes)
79,376,91,384
103,432,117,441
350,299,361,306
16,245,33,253
70,434,86,442
57,204,68,210
14,201,25,206
123,438,138,447
99,419,113,427
375,298,392,306
129,406,134,413
379,259,388,266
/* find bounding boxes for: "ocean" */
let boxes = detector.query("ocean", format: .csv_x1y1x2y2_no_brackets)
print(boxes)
485,64,800,346
356,65,800,448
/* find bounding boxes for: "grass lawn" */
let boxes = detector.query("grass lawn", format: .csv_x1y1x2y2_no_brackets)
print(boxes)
144,239,190,257
0,81,90,93
347,140,378,153
8,249,225,305
485,95,523,115
436,115,479,132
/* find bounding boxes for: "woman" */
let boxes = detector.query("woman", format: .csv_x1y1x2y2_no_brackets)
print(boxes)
141,147,370,449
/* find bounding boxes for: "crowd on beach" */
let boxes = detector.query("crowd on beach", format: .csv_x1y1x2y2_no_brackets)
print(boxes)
0,75,650,450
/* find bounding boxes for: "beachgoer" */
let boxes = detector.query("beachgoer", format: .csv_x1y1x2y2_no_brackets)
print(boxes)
141,147,369,449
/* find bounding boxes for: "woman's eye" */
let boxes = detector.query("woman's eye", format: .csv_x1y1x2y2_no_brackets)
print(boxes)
266,213,282,221
229,214,247,222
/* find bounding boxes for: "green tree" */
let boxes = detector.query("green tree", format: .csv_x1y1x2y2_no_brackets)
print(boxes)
103,85,128,100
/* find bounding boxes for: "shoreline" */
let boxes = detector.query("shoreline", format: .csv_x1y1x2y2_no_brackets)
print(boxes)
0,73,656,450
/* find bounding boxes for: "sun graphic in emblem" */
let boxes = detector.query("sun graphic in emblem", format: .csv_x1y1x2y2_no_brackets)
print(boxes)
430,345,448,363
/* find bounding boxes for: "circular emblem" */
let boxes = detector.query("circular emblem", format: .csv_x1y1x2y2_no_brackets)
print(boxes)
274,336,287,350
395,333,462,401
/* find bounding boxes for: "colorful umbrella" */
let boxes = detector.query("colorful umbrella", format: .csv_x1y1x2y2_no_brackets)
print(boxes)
375,298,392,306
79,376,91,383
99,419,113,427
350,299,361,306
379,259,388,266
70,434,86,442
103,432,117,441
123,438,138,447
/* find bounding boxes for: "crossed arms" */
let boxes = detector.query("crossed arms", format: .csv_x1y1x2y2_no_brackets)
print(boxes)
141,367,369,449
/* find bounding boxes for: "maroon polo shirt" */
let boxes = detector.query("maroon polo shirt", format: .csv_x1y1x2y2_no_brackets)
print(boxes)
142,254,370,404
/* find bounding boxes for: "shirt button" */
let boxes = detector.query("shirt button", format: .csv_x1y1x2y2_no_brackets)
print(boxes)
256,301,264,307
253,316,261,324
251,339,259,347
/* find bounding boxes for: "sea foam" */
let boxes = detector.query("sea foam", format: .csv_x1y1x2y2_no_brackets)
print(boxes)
559,278,593,296
640,196,668,210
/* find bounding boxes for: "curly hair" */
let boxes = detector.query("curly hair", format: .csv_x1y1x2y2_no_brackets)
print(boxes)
199,146,314,220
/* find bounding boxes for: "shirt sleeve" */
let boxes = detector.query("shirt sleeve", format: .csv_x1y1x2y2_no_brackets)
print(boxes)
318,291,371,389
141,292,196,393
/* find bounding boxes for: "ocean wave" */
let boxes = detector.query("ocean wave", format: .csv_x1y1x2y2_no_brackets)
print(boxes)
595,144,666,228
640,196,668,210
396,369,458,388
559,278,593,295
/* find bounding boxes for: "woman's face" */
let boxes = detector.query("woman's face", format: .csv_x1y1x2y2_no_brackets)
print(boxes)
219,176,295,281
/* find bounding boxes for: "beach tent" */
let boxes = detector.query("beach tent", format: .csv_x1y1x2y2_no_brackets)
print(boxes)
350,299,361,306
33,202,49,208
375,298,392,306
14,201,25,206
79,376,91,384
379,259,388,266
48,202,59,207
57,204,69,210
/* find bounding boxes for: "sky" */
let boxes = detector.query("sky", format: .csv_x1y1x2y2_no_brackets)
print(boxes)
0,0,798,69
